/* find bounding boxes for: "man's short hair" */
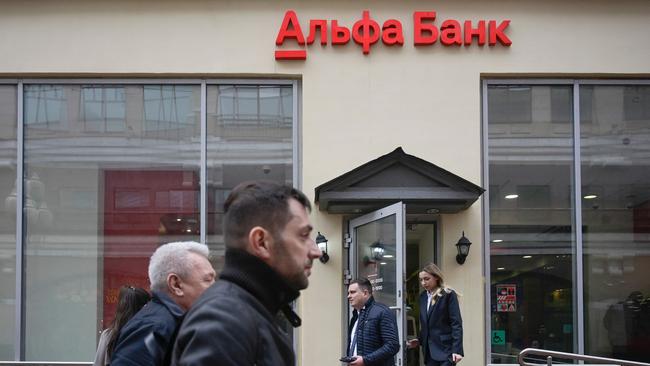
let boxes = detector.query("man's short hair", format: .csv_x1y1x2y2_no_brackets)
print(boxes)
350,278,373,295
148,241,210,292
223,181,311,249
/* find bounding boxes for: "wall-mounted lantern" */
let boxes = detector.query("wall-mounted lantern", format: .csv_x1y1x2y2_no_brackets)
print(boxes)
455,231,472,265
364,241,385,265
370,241,385,261
316,232,329,263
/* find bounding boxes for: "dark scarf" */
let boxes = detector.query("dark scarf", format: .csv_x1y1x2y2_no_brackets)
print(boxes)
219,248,302,327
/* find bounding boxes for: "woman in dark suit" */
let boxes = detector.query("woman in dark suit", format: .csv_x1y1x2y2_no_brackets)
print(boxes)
408,263,463,366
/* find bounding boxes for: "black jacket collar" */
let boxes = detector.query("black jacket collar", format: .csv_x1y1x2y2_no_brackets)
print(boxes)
364,296,376,309
219,248,302,327
152,290,185,318
352,296,376,318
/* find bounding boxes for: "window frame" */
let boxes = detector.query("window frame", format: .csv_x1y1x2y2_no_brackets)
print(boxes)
482,78,650,365
4,78,299,361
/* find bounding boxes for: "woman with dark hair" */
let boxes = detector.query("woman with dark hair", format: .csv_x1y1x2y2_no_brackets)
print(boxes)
408,263,464,366
93,286,150,366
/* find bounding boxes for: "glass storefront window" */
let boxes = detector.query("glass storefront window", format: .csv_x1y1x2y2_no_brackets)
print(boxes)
0,85,17,360
0,81,296,362
206,85,293,265
581,85,650,363
488,85,576,363
23,84,201,361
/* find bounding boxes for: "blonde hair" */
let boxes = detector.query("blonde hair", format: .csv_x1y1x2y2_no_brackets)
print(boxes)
420,263,461,296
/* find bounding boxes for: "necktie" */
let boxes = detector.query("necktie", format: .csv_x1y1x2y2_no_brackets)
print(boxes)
349,309,364,356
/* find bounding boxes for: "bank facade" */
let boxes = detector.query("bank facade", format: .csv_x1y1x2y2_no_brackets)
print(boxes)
0,1,649,366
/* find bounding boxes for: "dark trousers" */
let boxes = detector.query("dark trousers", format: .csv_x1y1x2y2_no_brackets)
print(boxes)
426,359,454,366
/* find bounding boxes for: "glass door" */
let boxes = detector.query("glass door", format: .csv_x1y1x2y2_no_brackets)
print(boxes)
349,202,405,365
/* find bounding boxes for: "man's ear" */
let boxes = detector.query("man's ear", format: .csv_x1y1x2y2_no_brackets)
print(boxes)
167,273,183,297
248,226,273,260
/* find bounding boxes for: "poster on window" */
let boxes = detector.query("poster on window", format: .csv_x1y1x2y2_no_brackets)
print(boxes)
103,170,199,328
496,284,517,312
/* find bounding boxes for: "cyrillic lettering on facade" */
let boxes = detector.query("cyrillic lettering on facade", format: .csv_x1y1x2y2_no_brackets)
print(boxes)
488,20,512,46
413,11,439,46
382,19,404,46
307,20,328,45
276,10,305,45
352,10,380,54
464,20,486,45
440,20,462,46
274,50,307,60
275,10,307,60
274,10,512,60
331,20,351,45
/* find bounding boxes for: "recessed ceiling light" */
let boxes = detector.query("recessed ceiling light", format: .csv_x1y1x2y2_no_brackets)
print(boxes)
583,195,598,199
186,228,192,233
492,239,503,243
505,194,519,199
380,262,387,265
497,267,505,271
523,255,532,259
176,218,182,222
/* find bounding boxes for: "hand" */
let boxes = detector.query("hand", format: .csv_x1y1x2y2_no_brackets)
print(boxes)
350,356,365,366
452,354,463,363
407,339,419,349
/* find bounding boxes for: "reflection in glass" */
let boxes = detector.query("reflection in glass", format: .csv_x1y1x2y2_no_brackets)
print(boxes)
144,85,198,137
0,86,16,360
81,86,125,132
206,85,293,267
355,215,397,308
23,84,200,361
24,86,64,127
581,85,650,362
488,85,575,363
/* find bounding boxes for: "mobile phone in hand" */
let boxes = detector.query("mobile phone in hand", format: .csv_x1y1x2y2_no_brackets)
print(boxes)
340,356,357,363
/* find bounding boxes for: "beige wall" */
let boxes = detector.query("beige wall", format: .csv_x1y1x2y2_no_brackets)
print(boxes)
2,0,650,365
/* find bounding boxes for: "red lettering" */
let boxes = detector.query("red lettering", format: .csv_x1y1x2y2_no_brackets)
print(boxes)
275,10,305,45
382,19,404,46
352,10,380,54
413,11,438,46
464,20,486,45
331,20,351,45
275,50,307,60
489,20,511,46
440,20,462,46
306,20,328,45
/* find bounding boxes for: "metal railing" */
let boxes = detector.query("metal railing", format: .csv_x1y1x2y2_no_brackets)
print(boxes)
519,348,650,366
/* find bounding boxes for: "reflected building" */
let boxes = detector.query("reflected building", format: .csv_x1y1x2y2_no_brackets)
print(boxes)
487,84,650,363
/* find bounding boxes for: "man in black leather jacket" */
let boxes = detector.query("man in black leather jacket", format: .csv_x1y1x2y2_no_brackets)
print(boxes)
172,181,322,366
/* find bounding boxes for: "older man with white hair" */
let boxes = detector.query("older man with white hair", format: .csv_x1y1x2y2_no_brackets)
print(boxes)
111,241,215,366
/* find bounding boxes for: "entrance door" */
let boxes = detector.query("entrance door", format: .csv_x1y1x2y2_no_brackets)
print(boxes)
349,202,406,366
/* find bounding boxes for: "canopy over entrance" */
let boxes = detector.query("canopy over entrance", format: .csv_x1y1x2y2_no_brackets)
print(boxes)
314,147,485,214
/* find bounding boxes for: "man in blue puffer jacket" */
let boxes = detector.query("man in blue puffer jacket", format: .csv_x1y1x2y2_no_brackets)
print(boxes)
346,278,400,366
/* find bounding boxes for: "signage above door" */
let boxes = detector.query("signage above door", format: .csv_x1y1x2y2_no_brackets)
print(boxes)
275,10,512,60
